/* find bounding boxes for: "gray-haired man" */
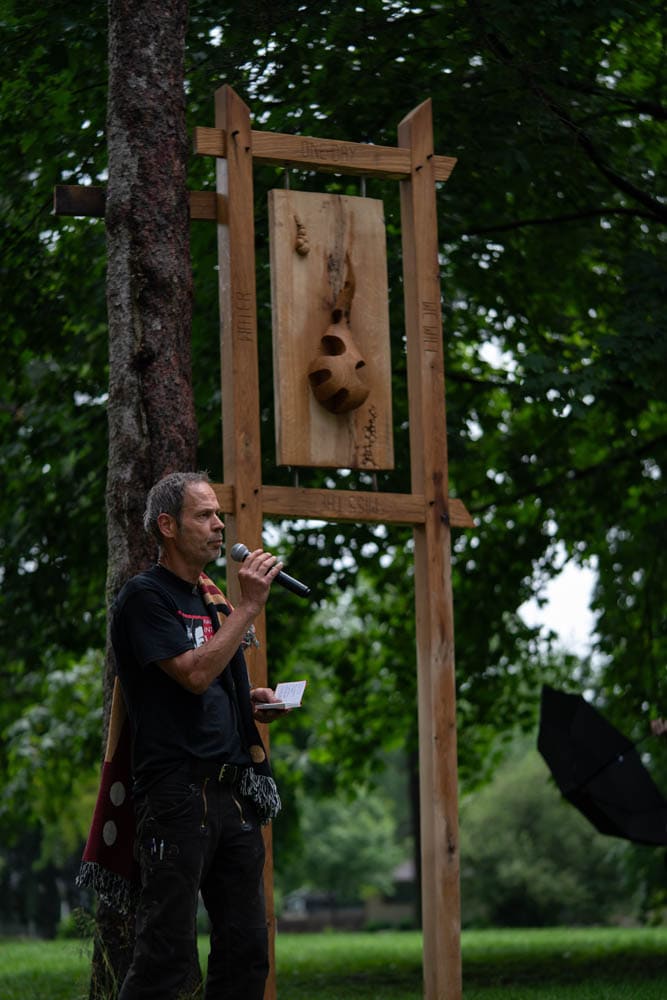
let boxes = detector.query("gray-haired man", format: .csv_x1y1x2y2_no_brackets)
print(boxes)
116,471,286,1000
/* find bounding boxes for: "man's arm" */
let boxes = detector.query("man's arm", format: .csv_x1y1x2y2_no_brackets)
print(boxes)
158,550,282,694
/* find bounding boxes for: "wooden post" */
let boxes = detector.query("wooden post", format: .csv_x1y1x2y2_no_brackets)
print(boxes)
214,84,277,1000
399,99,462,1000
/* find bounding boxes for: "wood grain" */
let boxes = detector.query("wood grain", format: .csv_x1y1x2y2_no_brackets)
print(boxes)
270,189,394,469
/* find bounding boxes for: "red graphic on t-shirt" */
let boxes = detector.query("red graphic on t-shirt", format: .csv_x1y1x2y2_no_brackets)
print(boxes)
177,611,214,648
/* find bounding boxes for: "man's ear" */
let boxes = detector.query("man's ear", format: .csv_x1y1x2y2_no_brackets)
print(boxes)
157,512,177,540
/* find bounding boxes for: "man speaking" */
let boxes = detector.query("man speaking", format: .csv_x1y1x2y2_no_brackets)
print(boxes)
114,470,288,1000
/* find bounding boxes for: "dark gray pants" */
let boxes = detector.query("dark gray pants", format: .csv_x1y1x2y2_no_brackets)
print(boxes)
118,767,268,1000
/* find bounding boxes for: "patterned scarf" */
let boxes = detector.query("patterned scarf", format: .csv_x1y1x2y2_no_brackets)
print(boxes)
76,572,280,914
198,574,281,821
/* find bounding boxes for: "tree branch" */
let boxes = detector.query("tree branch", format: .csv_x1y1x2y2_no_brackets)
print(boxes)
468,2,667,224
552,75,667,122
469,432,667,516
530,85,667,223
458,205,657,238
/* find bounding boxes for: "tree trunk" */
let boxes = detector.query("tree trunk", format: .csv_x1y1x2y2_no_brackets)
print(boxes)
89,1,195,996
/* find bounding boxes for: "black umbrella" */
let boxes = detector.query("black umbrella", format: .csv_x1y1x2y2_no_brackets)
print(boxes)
538,684,667,846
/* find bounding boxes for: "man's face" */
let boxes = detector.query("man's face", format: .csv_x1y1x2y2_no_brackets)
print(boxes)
170,481,224,566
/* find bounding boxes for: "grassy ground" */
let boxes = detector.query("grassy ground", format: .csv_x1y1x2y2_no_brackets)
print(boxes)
2,926,667,999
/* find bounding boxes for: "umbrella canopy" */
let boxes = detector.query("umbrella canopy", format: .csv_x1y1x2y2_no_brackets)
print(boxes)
538,685,667,846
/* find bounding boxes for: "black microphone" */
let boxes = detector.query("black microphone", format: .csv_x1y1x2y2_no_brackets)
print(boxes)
230,542,311,599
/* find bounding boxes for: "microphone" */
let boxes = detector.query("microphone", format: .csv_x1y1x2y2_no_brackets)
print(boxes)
230,542,311,599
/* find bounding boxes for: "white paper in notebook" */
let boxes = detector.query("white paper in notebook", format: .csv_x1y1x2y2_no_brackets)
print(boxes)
255,680,307,710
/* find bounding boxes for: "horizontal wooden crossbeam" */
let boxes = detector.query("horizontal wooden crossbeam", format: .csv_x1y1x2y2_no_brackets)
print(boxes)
53,185,106,217
54,123,456,221
54,114,456,222
212,483,474,528
53,185,224,222
194,126,457,182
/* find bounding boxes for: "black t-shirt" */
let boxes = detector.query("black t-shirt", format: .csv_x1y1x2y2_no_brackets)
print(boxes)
111,564,250,793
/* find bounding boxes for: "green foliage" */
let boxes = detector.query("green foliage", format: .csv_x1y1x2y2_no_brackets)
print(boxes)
271,563,585,798
0,0,664,878
459,740,644,927
276,788,406,903
0,0,110,664
0,648,103,857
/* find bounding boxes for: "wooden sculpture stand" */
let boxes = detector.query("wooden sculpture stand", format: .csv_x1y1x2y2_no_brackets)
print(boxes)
55,84,472,1000
198,85,470,1000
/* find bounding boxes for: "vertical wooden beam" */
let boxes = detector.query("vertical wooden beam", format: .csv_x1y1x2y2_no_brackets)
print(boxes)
215,85,263,556
398,100,462,1000
214,84,277,1000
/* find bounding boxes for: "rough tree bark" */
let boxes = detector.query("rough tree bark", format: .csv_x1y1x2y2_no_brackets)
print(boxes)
89,1,195,997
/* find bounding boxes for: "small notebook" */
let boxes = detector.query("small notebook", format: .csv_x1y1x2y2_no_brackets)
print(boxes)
255,680,307,710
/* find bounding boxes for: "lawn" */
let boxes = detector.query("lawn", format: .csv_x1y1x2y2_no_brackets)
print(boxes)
2,926,667,999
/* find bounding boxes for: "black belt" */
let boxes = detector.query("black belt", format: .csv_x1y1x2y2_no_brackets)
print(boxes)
190,760,246,784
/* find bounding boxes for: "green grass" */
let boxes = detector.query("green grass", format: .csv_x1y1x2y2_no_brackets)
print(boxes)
2,926,667,999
